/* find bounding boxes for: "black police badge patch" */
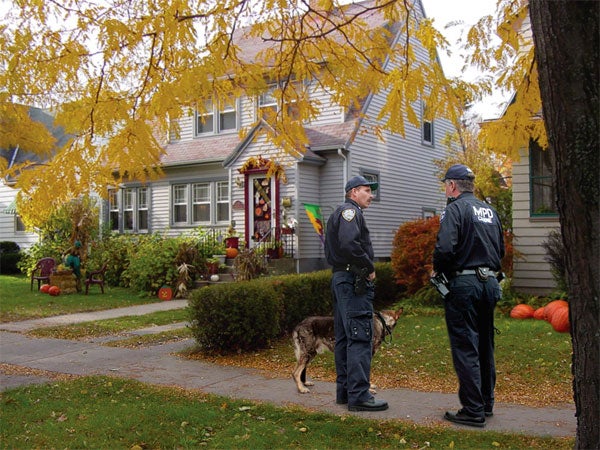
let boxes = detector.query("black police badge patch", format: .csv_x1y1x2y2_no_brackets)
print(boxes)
342,209,356,222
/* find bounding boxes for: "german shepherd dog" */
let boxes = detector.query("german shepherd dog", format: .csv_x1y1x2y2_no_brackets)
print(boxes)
292,308,403,393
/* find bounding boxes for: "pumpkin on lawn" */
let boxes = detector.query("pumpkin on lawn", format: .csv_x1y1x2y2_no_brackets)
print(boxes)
544,299,569,322
550,305,570,333
40,284,51,294
48,285,61,296
510,304,535,319
533,307,546,320
158,286,173,301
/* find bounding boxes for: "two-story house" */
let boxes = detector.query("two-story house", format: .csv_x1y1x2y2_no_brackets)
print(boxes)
104,0,456,273
0,106,70,249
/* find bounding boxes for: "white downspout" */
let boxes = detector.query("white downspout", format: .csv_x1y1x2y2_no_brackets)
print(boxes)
337,148,347,199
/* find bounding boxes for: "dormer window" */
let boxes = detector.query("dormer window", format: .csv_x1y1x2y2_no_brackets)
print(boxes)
195,98,238,136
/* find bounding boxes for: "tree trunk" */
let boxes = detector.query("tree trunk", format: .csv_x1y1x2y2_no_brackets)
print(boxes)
529,1,599,448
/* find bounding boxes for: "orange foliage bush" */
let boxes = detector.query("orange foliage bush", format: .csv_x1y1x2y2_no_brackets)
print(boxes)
391,216,439,295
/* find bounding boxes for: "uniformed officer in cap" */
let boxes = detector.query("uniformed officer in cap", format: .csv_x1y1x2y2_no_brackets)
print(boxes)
324,175,389,412
433,164,505,427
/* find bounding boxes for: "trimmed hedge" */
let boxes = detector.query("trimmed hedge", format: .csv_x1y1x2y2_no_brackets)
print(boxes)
0,241,21,274
188,262,402,354
188,280,281,354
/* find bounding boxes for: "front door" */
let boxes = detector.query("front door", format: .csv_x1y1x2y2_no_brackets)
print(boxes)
248,174,277,248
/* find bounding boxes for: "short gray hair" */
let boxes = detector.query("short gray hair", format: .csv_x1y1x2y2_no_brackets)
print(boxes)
447,179,474,193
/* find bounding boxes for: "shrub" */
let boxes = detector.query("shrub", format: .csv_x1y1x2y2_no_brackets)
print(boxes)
87,234,139,287
122,234,181,295
391,216,439,295
373,262,405,309
188,281,281,354
270,271,333,333
541,230,567,292
0,241,21,274
18,240,64,276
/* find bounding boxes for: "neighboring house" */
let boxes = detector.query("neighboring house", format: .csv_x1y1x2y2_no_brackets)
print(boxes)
493,13,560,295
0,107,69,249
103,0,456,273
511,140,560,294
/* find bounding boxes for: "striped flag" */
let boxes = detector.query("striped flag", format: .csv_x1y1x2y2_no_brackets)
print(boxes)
303,203,325,244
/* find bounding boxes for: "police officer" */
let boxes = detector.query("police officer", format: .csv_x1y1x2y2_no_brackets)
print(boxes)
433,164,505,427
324,175,388,412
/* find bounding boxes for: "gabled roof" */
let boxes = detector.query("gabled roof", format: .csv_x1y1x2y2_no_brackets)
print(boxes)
162,0,410,168
233,0,399,64
1,106,69,184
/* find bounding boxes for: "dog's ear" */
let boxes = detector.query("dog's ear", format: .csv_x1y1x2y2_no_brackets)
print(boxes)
394,308,404,319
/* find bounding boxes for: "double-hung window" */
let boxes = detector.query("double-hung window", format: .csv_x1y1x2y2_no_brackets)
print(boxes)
172,181,229,226
192,183,210,222
258,82,300,121
195,98,237,135
173,184,188,223
530,140,558,216
108,187,150,232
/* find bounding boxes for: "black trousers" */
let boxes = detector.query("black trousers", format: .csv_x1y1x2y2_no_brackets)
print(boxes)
331,270,375,406
444,274,501,417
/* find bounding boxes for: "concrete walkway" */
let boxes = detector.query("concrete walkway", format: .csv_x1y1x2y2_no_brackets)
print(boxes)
0,301,576,438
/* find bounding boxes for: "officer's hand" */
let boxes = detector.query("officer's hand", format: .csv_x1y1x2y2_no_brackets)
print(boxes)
368,271,376,281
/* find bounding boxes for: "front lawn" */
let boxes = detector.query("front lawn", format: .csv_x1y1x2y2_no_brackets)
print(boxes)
0,375,574,449
0,275,161,322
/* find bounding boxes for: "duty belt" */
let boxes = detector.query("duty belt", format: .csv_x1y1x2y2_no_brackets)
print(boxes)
454,267,498,277
332,264,352,273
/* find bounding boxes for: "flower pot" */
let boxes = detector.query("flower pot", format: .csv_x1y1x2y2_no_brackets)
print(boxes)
225,236,239,249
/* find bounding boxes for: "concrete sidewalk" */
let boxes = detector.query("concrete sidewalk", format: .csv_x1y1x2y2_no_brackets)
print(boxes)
0,301,576,438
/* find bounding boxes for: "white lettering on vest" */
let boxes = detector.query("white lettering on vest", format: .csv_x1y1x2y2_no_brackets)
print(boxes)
472,205,494,224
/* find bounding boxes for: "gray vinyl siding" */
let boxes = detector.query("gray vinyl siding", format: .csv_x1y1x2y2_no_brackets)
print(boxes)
344,30,452,259
306,81,344,126
0,185,39,249
511,148,559,295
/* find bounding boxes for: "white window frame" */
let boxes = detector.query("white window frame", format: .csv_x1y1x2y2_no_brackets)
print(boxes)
195,98,238,136
257,81,300,121
192,182,211,224
171,181,230,226
173,184,188,224
108,187,150,232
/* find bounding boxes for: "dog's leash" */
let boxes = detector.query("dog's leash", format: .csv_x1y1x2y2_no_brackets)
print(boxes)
375,311,393,344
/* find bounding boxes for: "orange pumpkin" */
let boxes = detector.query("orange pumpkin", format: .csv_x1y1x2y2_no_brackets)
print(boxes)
533,307,546,320
48,286,61,296
550,305,570,333
40,284,51,294
510,304,535,319
158,286,173,301
544,299,569,322
225,247,238,259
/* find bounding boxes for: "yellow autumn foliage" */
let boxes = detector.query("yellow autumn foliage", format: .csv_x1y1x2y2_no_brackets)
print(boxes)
1,0,540,228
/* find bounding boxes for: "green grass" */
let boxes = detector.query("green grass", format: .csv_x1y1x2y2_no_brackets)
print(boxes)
0,376,574,449
27,309,190,339
0,274,163,322
198,308,573,407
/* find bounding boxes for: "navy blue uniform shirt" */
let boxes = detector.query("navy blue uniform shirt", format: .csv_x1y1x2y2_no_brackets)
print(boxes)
433,192,505,275
325,199,375,273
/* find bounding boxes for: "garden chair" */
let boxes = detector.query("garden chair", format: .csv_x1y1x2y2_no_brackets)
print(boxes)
30,257,56,291
85,263,108,295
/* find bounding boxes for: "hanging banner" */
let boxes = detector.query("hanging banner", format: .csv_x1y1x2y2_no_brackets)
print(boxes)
303,203,325,244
